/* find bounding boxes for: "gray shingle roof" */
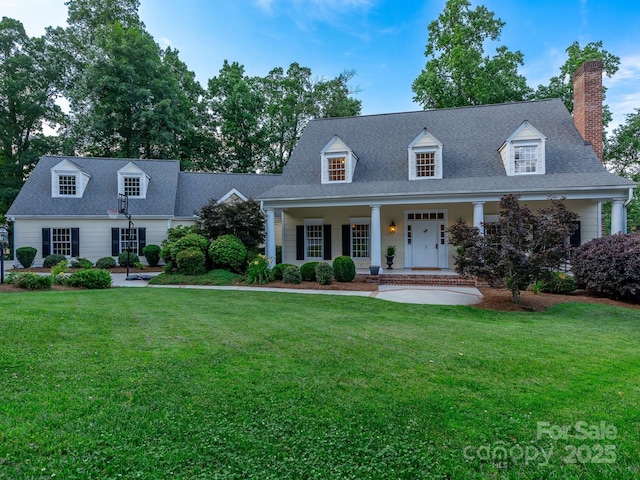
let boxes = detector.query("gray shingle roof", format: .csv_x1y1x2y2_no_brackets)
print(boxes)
174,172,282,217
258,99,634,201
7,156,180,217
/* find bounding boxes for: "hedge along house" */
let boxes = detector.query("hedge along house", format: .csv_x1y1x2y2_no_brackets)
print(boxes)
257,61,635,271
6,156,282,267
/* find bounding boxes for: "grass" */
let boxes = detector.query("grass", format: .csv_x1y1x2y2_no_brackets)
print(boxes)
1,289,639,479
148,268,244,286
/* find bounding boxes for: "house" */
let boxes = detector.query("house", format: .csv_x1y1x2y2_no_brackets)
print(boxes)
6,157,281,266
6,60,635,269
257,60,634,270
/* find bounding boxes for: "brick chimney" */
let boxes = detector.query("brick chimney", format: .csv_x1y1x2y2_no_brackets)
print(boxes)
572,60,603,161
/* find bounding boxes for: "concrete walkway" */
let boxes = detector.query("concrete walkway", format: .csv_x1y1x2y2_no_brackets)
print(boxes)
110,273,483,306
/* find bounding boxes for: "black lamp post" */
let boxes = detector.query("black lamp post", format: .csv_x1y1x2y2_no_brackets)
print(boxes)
0,225,8,285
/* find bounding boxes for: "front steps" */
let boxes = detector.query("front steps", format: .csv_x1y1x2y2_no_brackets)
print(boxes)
366,273,489,287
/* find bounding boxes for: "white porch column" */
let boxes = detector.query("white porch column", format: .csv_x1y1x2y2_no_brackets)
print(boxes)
265,208,276,267
473,202,485,233
370,204,382,267
611,199,626,234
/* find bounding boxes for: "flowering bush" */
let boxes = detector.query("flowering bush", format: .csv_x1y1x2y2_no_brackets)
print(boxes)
246,255,272,285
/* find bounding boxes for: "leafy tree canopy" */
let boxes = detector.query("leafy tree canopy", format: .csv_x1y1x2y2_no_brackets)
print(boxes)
412,0,531,108
196,199,265,250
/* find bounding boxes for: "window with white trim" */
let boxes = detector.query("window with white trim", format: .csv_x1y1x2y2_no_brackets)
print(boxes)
123,176,141,197
514,145,538,173
305,223,324,259
351,222,370,258
415,150,436,178
320,136,357,184
58,175,77,196
52,228,72,256
327,156,346,182
407,129,443,180
120,228,139,254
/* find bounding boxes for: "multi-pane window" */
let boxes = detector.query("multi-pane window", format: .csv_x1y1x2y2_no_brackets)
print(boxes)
514,146,537,173
58,175,77,196
327,157,346,182
415,151,436,177
52,228,72,256
351,223,370,258
305,224,323,259
120,228,139,254
123,176,141,197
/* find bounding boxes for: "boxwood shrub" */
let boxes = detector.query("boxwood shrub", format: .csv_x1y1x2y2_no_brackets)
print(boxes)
118,251,140,267
333,256,356,282
572,233,640,301
70,257,93,269
315,262,333,285
68,269,112,289
300,261,319,282
95,257,117,269
142,244,161,267
272,263,294,280
15,247,37,268
43,254,68,268
209,235,247,273
8,272,52,290
175,247,207,275
282,265,301,284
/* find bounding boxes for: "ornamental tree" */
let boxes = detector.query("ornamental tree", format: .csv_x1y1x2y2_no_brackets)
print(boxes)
448,194,578,303
196,199,265,250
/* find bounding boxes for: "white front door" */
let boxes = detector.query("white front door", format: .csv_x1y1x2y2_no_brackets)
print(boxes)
412,220,440,268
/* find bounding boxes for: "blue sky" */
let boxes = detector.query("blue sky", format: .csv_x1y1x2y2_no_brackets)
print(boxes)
4,0,640,131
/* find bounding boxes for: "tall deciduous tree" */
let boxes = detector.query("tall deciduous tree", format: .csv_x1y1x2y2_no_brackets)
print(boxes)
0,17,65,218
448,194,577,303
197,199,265,250
412,0,531,109
533,41,619,128
208,61,268,173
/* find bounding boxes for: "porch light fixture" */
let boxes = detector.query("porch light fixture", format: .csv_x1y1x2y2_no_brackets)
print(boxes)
0,225,8,284
389,220,397,234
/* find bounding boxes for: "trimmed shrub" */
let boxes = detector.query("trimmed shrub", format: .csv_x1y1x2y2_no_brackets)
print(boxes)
16,247,37,268
170,233,209,259
163,261,175,274
43,254,68,268
272,263,294,280
572,233,640,301
333,256,356,282
175,247,207,275
70,257,93,269
142,244,161,267
282,265,301,284
96,256,117,269
300,261,319,282
68,269,112,289
541,271,577,294
315,262,333,285
246,255,272,285
118,251,140,267
209,235,247,273
9,272,52,290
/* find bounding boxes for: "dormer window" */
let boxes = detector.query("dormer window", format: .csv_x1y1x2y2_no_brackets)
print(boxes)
500,121,546,176
408,128,443,180
118,162,150,198
51,159,90,198
321,136,357,184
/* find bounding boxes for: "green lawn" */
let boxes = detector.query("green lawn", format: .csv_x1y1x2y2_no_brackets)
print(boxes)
1,289,639,479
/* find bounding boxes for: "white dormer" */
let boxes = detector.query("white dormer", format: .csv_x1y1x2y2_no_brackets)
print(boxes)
51,159,91,198
118,162,150,198
321,135,358,184
499,121,547,176
408,128,444,180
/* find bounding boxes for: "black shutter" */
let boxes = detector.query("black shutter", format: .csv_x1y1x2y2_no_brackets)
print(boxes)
569,221,581,248
42,228,51,257
138,228,146,254
323,224,332,260
296,225,304,261
111,228,120,256
71,228,80,257
342,224,350,256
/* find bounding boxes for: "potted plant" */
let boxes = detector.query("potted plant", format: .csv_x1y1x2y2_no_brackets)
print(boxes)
386,245,396,269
